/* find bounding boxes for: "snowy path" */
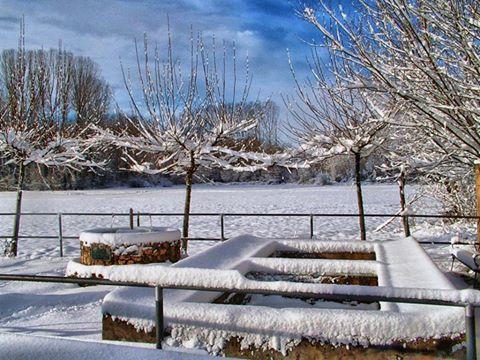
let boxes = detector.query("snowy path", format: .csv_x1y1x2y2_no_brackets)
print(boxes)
0,183,475,349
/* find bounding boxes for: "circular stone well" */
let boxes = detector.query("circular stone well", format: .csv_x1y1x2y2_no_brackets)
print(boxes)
79,227,181,266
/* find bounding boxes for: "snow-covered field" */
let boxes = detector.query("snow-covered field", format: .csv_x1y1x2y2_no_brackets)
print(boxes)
0,183,441,257
0,183,476,354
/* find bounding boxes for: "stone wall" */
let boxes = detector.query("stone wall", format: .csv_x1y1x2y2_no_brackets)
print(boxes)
80,240,181,266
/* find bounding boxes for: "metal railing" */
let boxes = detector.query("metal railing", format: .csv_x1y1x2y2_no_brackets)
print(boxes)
0,211,478,257
0,273,477,359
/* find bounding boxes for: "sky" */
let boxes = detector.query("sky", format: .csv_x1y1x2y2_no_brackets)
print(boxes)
0,0,349,118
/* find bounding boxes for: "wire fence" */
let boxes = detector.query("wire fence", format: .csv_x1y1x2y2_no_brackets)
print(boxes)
0,211,478,257
0,213,479,359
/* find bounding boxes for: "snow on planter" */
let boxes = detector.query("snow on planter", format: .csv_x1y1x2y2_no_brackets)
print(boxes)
100,236,476,357
79,227,181,266
66,261,172,280
66,227,182,279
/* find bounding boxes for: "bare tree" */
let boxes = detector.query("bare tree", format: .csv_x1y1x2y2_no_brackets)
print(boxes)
378,124,445,235
71,56,111,126
0,22,103,256
286,53,391,240
251,100,280,150
301,0,480,165
95,29,271,253
301,0,480,237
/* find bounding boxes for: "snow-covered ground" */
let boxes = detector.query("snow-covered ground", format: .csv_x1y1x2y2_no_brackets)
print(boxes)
0,183,476,354
0,183,445,256
0,332,215,360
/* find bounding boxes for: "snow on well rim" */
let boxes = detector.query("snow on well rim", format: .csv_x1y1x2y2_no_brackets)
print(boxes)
100,235,480,350
65,260,172,278
79,226,181,247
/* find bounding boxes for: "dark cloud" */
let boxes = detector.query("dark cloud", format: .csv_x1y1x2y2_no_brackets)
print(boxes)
244,0,294,17
0,15,19,23
0,14,20,30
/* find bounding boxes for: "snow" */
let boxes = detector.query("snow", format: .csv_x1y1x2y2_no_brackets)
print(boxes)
0,183,436,259
243,293,378,310
0,127,100,170
100,236,477,307
275,239,375,253
245,257,377,276
161,304,464,348
0,332,214,359
79,227,181,247
65,259,171,279
0,183,477,355
100,235,478,352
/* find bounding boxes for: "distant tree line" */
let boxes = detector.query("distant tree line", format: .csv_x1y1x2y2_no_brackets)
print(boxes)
0,25,389,196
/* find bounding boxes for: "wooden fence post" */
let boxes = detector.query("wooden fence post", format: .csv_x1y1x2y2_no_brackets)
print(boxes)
129,208,134,230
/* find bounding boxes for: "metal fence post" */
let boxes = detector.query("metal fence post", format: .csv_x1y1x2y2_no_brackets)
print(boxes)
220,214,225,241
10,190,23,254
155,286,164,349
309,214,314,239
137,212,140,227
58,213,63,257
466,304,476,360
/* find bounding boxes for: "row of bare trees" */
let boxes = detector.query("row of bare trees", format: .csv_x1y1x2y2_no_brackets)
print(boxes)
0,22,109,256
0,23,289,256
282,0,480,240
3,0,479,255
95,30,289,252
301,0,480,165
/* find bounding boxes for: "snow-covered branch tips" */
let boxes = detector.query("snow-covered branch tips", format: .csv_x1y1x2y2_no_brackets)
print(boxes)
92,29,290,249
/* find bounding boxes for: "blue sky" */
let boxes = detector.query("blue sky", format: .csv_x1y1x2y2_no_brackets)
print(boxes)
0,0,351,117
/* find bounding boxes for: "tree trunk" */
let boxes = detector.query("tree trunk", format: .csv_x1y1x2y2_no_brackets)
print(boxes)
476,164,480,246
398,170,411,237
182,153,195,254
354,152,366,241
4,163,26,257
